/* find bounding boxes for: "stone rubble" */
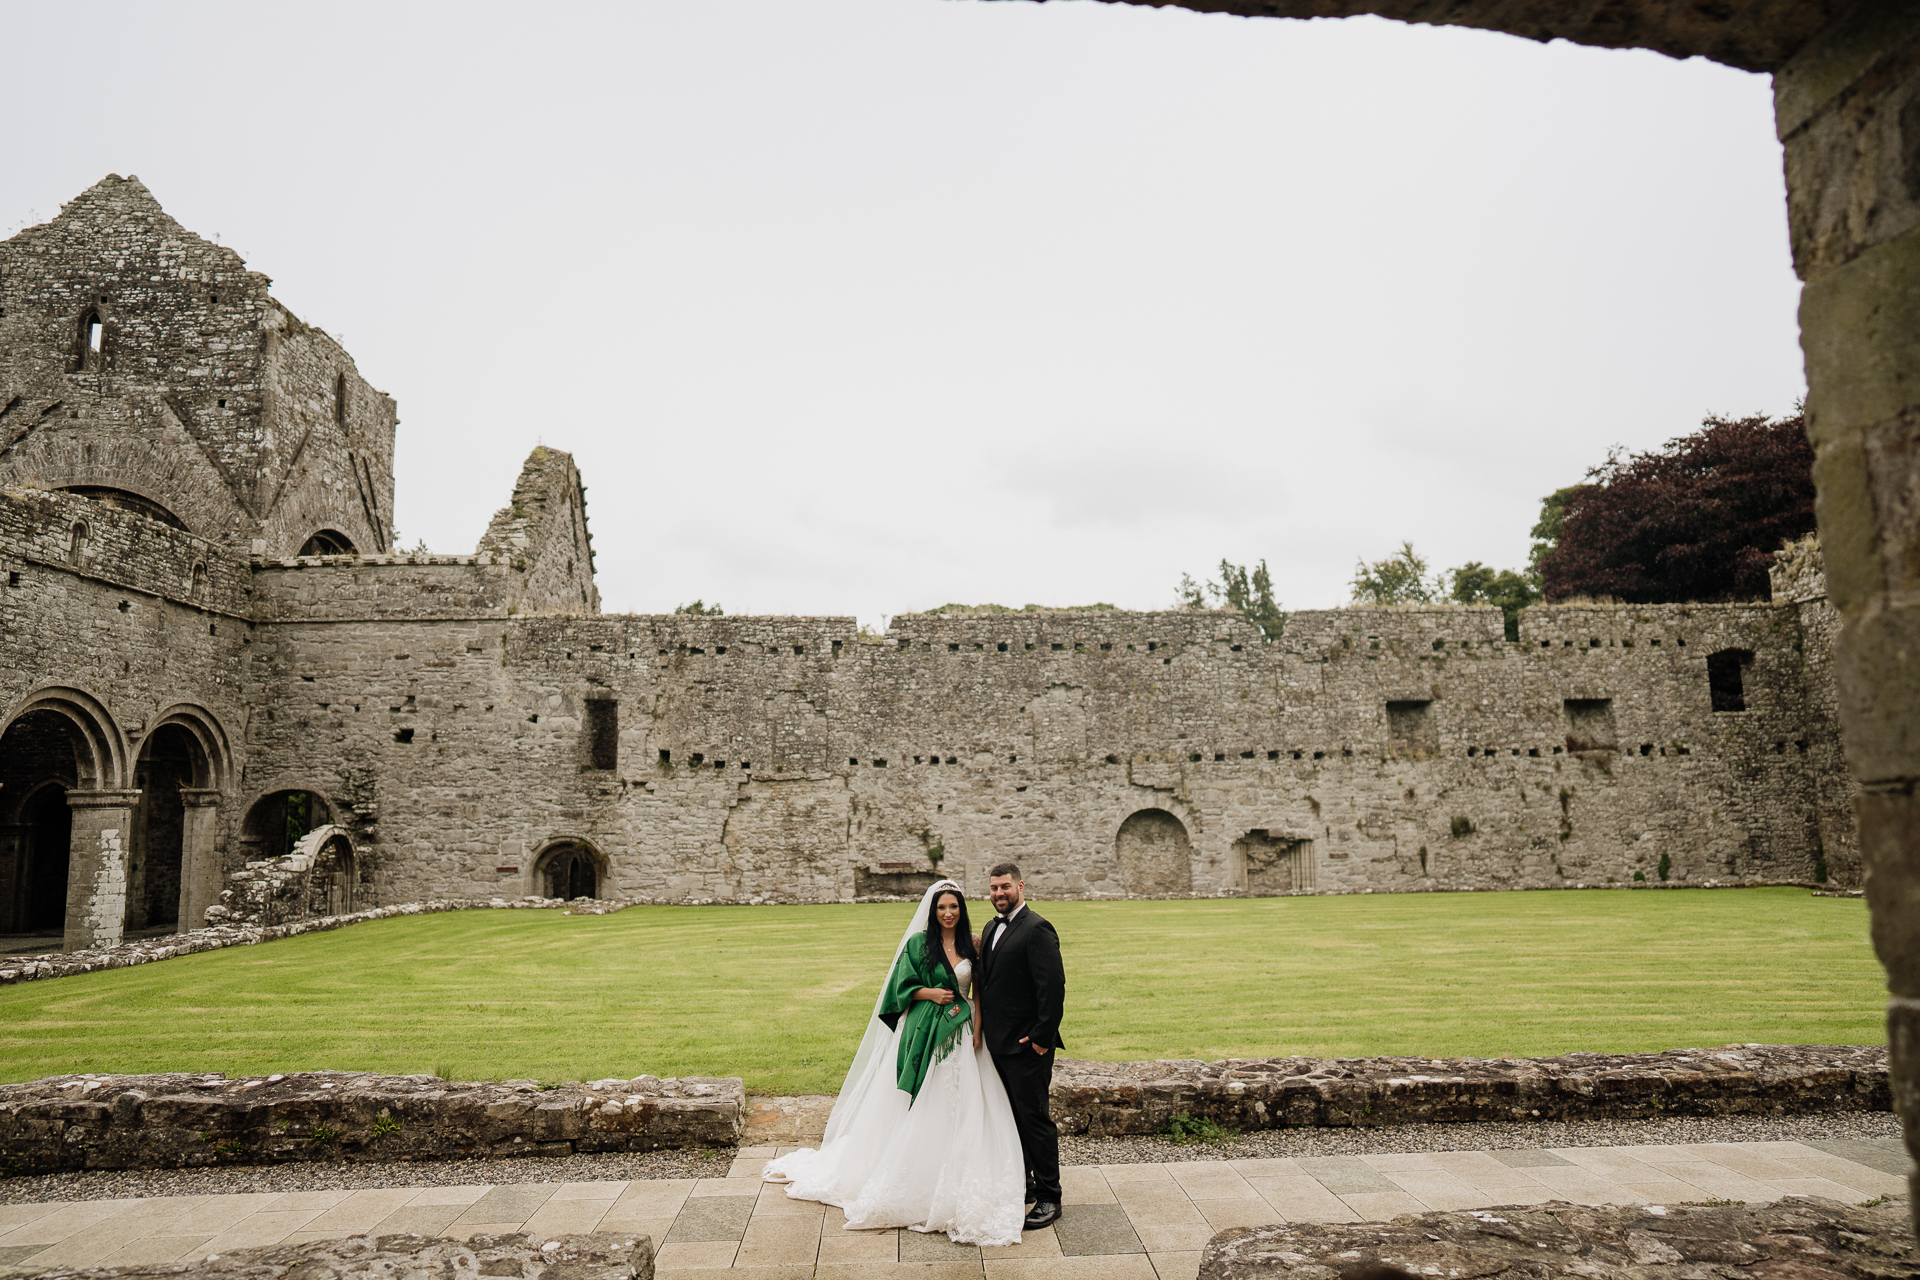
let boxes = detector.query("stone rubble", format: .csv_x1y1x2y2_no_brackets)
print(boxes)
0,1071,742,1176
1198,1195,1916,1280
23,1231,652,1280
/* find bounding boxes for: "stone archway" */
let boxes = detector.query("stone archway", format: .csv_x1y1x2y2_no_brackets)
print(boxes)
1115,808,1193,897
0,687,137,951
533,839,605,901
298,828,358,918
239,788,336,863
128,725,199,933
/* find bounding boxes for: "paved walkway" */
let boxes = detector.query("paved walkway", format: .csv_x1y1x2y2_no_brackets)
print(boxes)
0,1139,1907,1279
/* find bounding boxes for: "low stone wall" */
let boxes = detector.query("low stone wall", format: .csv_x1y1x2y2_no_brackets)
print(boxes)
1198,1194,1911,1280
30,1232,652,1280
1050,1044,1889,1135
0,897,621,987
0,1071,741,1175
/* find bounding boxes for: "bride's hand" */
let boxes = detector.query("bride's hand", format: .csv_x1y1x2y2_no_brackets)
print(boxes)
916,986,955,1005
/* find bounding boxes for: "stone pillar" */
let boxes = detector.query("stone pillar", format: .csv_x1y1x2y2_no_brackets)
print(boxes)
177,789,224,933
1774,5,1920,1229
0,823,26,933
64,790,140,953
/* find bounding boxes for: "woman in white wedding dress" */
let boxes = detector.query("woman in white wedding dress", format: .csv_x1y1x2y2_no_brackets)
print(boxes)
763,880,1026,1247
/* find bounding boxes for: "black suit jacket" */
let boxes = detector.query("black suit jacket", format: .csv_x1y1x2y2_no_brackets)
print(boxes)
978,904,1066,1055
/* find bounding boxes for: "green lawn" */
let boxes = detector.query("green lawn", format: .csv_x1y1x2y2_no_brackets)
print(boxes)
0,888,1885,1095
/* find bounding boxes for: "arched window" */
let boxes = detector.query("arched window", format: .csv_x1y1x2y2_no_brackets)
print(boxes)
298,530,357,557
334,372,348,427
67,521,88,566
73,306,104,372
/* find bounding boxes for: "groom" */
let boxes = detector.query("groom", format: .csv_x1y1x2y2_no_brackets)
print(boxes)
979,862,1066,1230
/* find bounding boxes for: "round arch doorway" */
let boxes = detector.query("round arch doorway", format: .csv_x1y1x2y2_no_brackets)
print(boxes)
534,841,603,901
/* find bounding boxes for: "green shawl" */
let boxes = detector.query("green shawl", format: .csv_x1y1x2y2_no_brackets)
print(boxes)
879,934,972,1100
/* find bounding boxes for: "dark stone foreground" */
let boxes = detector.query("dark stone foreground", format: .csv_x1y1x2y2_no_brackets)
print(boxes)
1199,1195,1916,1280
0,1072,742,1175
1052,1045,1891,1136
26,1232,652,1280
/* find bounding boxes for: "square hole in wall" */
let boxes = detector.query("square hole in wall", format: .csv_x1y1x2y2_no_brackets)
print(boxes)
393,728,414,744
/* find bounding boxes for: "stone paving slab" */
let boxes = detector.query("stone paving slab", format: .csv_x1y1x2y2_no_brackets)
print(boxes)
0,1140,1906,1279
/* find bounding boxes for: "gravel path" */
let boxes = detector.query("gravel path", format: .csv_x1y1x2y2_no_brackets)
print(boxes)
1061,1108,1909,1165
0,1110,1902,1204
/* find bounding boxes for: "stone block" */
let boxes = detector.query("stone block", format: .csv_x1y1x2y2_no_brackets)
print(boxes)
0,1071,743,1175
1197,1195,1911,1280
21,1231,652,1280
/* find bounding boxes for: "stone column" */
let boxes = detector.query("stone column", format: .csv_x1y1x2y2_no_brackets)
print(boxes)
1775,6,1920,1228
0,823,26,933
177,788,224,933
64,790,140,953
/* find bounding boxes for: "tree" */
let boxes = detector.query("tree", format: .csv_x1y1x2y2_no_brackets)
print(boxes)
1175,559,1285,641
1350,542,1437,605
1446,562,1540,642
1538,412,1814,603
1527,485,1590,583
675,599,724,616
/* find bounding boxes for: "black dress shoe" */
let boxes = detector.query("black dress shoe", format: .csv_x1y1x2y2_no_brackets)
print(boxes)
1024,1201,1061,1230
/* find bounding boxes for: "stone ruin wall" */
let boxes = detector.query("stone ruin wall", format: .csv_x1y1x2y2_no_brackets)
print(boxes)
0,488,247,942
242,559,1851,908
0,175,1865,947
0,175,395,560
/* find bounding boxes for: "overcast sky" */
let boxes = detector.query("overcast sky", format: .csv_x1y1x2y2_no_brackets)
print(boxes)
2,0,1803,626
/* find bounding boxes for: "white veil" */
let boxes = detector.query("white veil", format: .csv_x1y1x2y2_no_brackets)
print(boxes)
819,877,964,1147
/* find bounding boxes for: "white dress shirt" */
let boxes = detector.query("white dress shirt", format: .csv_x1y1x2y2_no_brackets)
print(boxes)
991,901,1025,949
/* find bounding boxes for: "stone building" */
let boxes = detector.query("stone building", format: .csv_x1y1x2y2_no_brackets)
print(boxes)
0,177,1858,953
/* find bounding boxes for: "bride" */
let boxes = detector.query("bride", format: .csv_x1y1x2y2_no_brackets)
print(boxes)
762,879,1026,1246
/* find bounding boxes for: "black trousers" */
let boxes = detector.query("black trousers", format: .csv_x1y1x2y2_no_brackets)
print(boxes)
992,1048,1060,1201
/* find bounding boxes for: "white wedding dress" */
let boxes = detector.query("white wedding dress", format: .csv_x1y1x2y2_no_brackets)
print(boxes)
763,885,1027,1247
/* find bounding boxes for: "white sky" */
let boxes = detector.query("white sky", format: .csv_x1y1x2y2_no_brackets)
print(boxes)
1,0,1804,627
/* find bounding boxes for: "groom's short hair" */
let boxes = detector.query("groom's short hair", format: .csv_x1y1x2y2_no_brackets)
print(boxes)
988,862,1022,880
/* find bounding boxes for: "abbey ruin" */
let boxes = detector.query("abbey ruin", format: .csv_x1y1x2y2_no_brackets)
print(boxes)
0,176,1859,953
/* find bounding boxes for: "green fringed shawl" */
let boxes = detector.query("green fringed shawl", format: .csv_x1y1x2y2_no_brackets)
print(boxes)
879,934,972,1100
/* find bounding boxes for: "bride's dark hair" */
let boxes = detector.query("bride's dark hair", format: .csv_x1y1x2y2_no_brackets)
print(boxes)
922,886,979,983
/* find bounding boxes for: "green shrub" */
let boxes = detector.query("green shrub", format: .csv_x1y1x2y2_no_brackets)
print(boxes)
1161,1111,1235,1144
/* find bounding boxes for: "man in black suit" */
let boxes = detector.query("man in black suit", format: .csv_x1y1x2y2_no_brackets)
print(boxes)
978,861,1066,1230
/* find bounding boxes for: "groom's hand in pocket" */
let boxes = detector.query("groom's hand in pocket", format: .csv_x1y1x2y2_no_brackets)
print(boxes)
1018,1036,1051,1056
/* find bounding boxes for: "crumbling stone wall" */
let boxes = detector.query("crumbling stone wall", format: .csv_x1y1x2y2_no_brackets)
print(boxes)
0,175,394,558
0,488,244,948
240,556,1852,907
477,446,599,614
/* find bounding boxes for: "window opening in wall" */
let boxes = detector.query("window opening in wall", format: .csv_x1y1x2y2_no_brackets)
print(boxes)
6,572,18,588
1386,700,1437,757
584,699,618,770
793,645,805,655
997,642,1008,652
299,530,357,557
334,373,348,426
1707,649,1752,712
659,749,671,765
690,753,704,765
393,727,414,743
68,522,88,565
